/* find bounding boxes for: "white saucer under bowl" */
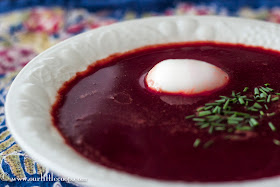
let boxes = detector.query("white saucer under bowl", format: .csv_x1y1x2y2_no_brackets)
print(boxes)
5,16,280,187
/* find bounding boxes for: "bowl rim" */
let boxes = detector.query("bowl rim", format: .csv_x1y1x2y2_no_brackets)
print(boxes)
5,15,280,187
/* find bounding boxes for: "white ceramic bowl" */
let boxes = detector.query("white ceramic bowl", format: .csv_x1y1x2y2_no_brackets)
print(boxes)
5,16,280,187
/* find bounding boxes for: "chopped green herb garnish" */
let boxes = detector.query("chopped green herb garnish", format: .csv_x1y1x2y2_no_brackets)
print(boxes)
197,107,204,112
236,126,252,131
273,139,280,146
249,118,259,126
185,84,280,148
269,122,276,132
264,104,269,110
228,117,244,121
208,126,214,134
223,99,230,110
234,112,250,117
238,97,245,105
215,127,226,131
198,111,212,117
253,102,262,109
215,99,226,103
212,106,220,114
267,112,276,117
259,88,268,95
228,119,239,125
243,87,249,92
206,115,221,122
205,102,220,106
200,124,210,129
260,93,266,99
193,138,201,148
267,95,272,103
254,88,259,95
267,87,274,92
248,107,259,112
185,115,195,119
272,97,279,101
261,87,270,92
203,140,214,149
204,106,213,110
193,118,205,122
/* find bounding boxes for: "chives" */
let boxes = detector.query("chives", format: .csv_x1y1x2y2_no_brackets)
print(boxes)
200,124,210,129
228,117,244,121
269,122,276,132
215,127,226,131
208,126,214,134
234,112,250,117
267,95,272,103
193,118,205,122
254,88,259,95
264,104,268,110
198,111,212,117
212,106,220,114
236,126,252,131
248,107,258,112
219,96,229,99
185,84,280,148
245,98,253,101
272,97,279,101
238,97,245,105
197,107,204,112
253,102,262,109
260,93,266,99
211,123,225,126
203,140,214,149
259,88,268,95
249,118,259,126
273,139,280,146
185,115,195,119
261,87,270,92
204,106,213,110
206,115,221,122
217,107,221,114
205,102,220,106
267,112,276,117
228,120,239,125
267,87,274,92
223,99,230,110
193,138,201,148
215,99,226,103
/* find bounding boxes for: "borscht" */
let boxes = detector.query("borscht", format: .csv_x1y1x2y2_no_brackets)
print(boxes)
51,42,280,182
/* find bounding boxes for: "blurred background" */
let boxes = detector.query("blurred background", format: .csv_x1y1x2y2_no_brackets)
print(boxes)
1,0,280,187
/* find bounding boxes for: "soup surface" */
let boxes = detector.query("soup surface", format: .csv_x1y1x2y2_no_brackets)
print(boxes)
52,42,280,182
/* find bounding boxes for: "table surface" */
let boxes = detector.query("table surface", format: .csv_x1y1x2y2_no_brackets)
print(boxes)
1,1,280,187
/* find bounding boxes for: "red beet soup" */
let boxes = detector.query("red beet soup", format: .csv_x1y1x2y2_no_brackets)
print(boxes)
51,42,280,182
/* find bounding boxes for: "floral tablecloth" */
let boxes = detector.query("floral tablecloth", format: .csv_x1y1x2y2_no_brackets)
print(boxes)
1,2,280,187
